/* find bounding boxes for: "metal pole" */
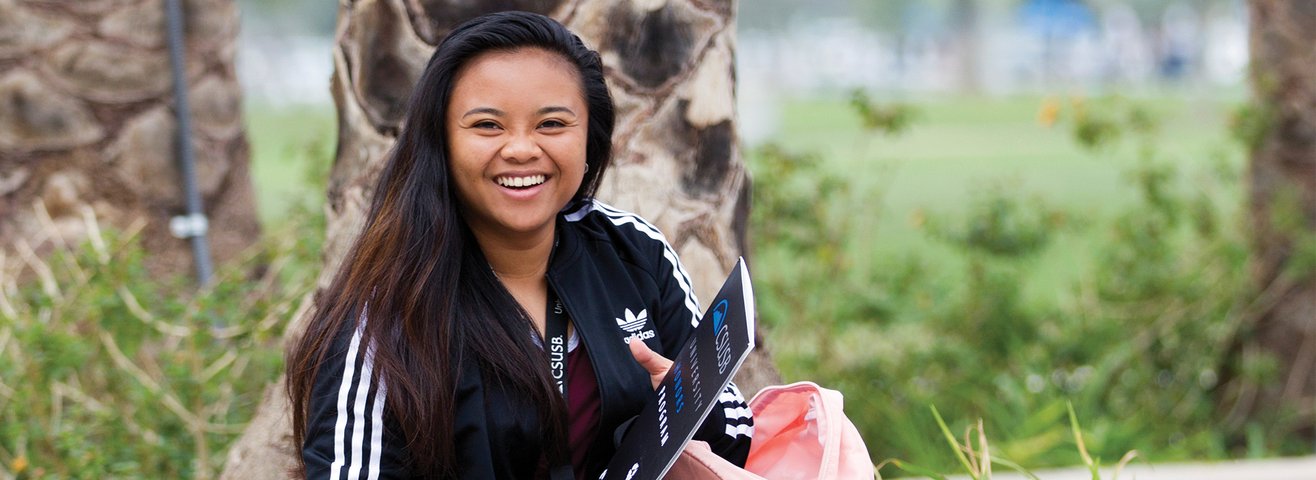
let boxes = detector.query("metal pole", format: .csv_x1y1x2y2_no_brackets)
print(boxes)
164,0,214,285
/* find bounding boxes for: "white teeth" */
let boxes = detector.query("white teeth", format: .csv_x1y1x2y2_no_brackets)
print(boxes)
497,175,545,188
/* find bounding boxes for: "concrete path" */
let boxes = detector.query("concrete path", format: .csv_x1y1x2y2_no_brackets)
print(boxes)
932,456,1316,480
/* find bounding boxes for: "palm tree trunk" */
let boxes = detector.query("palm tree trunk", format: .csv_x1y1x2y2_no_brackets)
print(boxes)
219,1,779,477
0,0,258,277
1230,0,1316,439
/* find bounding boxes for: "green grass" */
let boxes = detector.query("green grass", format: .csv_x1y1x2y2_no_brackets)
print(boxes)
759,92,1246,307
244,102,336,226
781,91,1242,214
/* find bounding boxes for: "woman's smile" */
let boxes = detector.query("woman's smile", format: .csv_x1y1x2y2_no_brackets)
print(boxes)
494,174,547,189
492,171,553,202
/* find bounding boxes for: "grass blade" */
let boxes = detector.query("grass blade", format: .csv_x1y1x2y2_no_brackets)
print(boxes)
989,457,1040,480
964,426,980,475
882,458,948,480
931,405,978,479
1066,401,1099,479
1112,449,1139,480
978,419,992,479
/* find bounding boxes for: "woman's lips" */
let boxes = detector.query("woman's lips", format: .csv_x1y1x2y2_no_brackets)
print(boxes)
492,174,549,200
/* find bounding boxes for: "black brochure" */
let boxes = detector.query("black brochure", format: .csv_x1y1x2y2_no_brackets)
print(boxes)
600,257,756,480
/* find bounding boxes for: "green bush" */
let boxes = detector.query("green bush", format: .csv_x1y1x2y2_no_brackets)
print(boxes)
747,95,1274,476
0,207,322,479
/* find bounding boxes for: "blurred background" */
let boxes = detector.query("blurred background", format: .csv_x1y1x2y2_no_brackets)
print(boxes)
232,0,1278,475
6,0,1313,478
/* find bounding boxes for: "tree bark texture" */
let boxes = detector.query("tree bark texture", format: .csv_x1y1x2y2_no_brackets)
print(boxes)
1235,0,1316,437
220,1,779,477
0,0,258,277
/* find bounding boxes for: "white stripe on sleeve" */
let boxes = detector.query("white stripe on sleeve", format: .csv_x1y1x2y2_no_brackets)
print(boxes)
573,201,703,328
724,423,754,437
330,318,365,480
367,379,386,480
724,406,752,420
347,336,379,480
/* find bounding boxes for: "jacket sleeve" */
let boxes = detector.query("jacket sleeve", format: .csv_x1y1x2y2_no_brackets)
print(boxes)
647,230,754,467
303,316,411,479
691,383,753,465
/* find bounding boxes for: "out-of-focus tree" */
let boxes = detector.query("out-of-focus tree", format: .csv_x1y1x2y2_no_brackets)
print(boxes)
1225,0,1316,445
0,0,258,277
218,0,780,477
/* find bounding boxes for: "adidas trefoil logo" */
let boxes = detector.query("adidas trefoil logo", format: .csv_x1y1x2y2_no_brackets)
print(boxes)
617,308,647,333
617,308,655,343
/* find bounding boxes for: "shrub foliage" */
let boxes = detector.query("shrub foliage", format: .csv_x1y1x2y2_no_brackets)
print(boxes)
0,209,322,479
747,94,1283,476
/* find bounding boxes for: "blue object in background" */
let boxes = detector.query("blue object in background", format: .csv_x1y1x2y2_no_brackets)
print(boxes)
1019,0,1098,41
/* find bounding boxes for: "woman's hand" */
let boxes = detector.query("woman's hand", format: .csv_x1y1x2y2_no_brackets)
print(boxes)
628,335,672,390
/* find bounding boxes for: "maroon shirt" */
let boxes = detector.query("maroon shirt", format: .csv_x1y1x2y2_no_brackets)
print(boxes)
536,336,603,479
567,340,601,479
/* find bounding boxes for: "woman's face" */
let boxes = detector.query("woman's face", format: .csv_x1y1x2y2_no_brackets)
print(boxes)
446,47,589,240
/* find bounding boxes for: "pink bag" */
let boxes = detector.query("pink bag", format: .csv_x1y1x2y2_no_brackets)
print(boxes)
665,441,765,480
663,382,875,480
744,382,876,480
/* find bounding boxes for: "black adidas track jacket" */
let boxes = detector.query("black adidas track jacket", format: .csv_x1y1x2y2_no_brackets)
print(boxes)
302,200,754,479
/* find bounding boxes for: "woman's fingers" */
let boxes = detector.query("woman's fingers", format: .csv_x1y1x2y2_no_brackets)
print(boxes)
628,335,672,390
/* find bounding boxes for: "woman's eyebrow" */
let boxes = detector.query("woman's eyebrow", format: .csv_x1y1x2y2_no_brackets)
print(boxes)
537,106,576,116
461,107,504,118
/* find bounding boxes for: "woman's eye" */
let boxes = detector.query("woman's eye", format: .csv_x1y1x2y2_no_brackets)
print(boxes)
539,119,566,129
473,120,500,130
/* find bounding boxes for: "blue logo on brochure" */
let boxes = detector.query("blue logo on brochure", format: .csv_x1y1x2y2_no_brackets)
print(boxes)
711,300,728,333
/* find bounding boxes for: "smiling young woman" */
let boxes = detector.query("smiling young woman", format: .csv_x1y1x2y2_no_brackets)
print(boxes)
286,11,753,480
446,47,590,335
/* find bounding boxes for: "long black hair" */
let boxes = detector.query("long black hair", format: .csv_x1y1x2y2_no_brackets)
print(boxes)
288,11,615,477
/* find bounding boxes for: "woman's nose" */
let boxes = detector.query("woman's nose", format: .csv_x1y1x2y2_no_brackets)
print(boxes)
500,133,541,163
